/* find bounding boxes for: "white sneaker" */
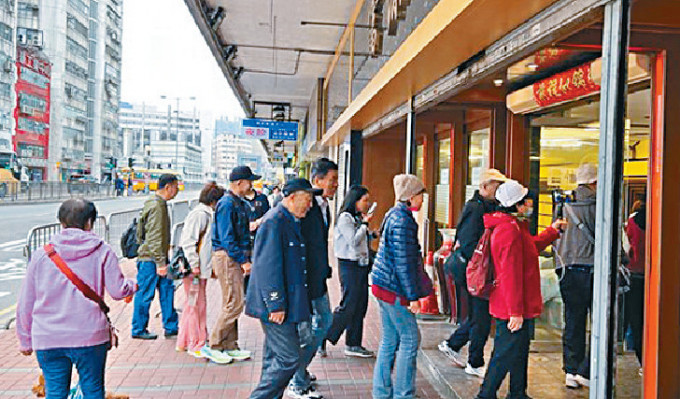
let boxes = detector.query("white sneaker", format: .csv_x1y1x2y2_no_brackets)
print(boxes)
574,374,590,387
566,373,580,389
200,346,233,364
225,349,252,361
286,386,324,399
464,363,486,378
438,340,466,368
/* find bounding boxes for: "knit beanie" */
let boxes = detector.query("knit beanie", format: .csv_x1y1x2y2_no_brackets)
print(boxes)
393,174,426,202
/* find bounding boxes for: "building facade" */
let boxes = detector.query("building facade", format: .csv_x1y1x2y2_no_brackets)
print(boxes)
119,102,203,183
211,117,269,183
15,0,123,181
0,0,16,156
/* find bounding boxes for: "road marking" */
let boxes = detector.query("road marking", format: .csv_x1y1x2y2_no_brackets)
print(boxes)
0,292,9,298
0,303,16,317
0,258,26,281
0,239,25,249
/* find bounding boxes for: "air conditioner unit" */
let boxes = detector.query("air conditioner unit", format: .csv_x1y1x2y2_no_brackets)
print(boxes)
3,59,13,73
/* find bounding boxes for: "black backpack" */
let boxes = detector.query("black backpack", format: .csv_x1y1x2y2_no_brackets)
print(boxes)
121,218,139,258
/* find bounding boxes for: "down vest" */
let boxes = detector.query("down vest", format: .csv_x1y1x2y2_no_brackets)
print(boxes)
371,203,433,302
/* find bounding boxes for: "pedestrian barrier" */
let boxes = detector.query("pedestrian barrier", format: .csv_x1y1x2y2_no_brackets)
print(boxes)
170,200,190,226
170,222,184,251
0,182,117,203
24,216,108,260
189,199,199,210
107,208,143,257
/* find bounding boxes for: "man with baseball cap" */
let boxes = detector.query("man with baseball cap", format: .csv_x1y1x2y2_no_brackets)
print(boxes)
439,168,508,378
205,166,261,363
246,178,320,399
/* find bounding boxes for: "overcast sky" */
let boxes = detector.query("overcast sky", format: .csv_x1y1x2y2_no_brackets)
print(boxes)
120,0,245,128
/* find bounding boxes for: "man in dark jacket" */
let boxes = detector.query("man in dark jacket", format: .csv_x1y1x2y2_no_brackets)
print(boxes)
288,158,338,399
246,178,318,399
438,169,507,377
207,165,259,362
553,163,598,389
244,186,270,292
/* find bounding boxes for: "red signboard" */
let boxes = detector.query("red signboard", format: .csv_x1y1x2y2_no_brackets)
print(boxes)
14,46,51,178
532,62,600,108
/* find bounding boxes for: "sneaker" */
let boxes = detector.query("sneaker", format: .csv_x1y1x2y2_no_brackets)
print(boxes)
131,331,158,340
344,346,375,358
438,340,465,368
164,331,178,338
200,347,233,364
225,349,252,361
317,347,327,358
565,373,580,389
286,386,324,399
574,374,590,388
188,349,204,359
464,363,486,378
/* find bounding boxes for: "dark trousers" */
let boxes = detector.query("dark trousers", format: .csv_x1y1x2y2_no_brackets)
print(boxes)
325,259,369,347
623,273,645,363
477,319,534,399
446,286,491,368
250,321,300,399
559,267,593,378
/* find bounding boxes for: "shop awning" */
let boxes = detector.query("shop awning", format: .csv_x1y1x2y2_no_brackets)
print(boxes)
321,0,560,146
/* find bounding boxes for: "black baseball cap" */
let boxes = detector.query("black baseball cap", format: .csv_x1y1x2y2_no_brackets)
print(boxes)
229,166,261,182
283,178,323,197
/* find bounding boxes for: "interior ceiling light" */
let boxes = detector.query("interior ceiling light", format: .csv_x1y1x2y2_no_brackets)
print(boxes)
527,62,539,71
493,79,504,87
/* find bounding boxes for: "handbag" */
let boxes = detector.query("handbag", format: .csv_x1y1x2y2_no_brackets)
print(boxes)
44,244,118,350
169,220,209,280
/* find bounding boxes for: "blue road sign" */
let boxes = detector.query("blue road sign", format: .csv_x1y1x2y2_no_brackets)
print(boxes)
242,119,298,141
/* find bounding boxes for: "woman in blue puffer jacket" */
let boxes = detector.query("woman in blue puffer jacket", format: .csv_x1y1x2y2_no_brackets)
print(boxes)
371,174,433,399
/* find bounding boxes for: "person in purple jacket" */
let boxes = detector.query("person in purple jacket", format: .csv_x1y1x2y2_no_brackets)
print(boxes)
16,199,137,399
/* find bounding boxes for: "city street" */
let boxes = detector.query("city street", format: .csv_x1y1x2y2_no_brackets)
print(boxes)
0,191,199,328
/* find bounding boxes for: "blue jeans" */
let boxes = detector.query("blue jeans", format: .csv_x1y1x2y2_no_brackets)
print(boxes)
291,293,332,390
36,343,108,399
373,300,420,399
131,260,178,336
250,321,300,399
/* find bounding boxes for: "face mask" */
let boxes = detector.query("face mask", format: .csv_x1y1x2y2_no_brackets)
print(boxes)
408,206,419,212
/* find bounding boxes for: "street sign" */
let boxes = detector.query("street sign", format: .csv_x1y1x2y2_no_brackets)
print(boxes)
241,119,298,141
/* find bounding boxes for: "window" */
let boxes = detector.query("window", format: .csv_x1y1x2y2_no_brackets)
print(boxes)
18,143,45,158
20,66,49,89
18,117,47,134
65,60,87,79
67,0,88,16
66,14,88,38
0,21,11,42
66,37,88,61
19,92,47,116
0,82,9,99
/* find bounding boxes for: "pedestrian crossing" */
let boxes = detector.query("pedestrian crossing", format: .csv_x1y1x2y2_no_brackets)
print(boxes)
0,258,26,281
0,239,25,253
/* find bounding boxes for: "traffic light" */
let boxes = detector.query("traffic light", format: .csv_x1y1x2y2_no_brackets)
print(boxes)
128,157,134,167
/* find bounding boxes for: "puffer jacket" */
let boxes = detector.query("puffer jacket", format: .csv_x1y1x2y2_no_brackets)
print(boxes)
554,185,596,267
371,202,433,302
485,212,560,320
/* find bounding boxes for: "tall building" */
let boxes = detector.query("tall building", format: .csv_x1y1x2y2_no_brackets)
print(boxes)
16,0,123,181
211,118,269,183
0,0,17,156
119,102,204,184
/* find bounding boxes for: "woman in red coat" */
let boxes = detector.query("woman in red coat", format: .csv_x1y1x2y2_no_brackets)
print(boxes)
476,180,566,399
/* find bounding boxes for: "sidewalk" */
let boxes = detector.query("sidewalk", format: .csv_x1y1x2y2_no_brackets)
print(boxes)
0,260,442,398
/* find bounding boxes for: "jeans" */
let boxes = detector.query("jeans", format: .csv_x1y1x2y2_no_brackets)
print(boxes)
559,267,593,377
623,273,645,363
250,321,300,399
291,293,332,390
36,343,108,399
447,292,491,368
373,300,420,399
326,260,370,347
476,319,534,399
132,261,178,336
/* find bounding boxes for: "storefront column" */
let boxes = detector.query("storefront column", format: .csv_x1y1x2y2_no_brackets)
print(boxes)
406,97,417,174
490,103,507,172
505,111,530,185
590,0,630,397
349,130,363,186
449,111,466,224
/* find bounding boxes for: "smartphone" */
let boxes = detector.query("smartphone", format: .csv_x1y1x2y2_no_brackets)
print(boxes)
368,202,378,215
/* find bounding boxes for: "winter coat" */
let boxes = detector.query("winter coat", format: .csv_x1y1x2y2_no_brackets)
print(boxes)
333,211,370,265
212,191,251,264
625,211,645,275
179,203,214,279
245,204,311,323
137,194,171,266
16,229,136,351
554,185,596,267
484,212,560,320
371,202,433,302
301,196,332,299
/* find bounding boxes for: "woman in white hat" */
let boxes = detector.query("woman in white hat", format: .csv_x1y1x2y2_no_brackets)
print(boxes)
371,174,433,399
476,180,566,399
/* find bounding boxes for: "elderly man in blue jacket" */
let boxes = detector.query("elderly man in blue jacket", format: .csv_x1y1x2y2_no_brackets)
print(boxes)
246,178,320,399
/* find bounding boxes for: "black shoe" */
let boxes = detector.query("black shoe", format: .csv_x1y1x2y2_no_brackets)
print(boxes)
164,331,178,338
308,373,317,382
132,332,158,340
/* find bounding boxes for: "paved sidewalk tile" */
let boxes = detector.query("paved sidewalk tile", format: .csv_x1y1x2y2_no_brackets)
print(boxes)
0,259,442,398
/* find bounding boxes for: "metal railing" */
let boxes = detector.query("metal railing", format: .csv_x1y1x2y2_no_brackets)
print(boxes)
170,222,184,251
107,208,142,257
24,215,108,259
0,181,119,203
170,200,189,226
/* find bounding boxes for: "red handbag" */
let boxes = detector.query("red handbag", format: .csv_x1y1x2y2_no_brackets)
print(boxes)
44,244,119,350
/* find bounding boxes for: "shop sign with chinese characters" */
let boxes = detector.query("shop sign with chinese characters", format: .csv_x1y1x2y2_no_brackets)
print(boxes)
241,119,299,141
533,62,600,107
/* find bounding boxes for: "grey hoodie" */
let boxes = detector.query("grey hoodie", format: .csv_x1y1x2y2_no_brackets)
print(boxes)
554,185,597,268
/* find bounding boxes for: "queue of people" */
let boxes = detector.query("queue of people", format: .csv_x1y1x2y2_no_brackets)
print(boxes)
15,161,646,399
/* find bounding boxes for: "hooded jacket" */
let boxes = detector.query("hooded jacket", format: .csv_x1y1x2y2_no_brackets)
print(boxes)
179,203,214,279
553,185,596,267
484,212,560,320
16,228,136,351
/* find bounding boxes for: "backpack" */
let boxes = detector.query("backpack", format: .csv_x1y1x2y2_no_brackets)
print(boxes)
120,218,139,259
466,227,496,299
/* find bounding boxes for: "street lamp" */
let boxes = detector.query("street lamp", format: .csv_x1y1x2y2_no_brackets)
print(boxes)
160,95,196,172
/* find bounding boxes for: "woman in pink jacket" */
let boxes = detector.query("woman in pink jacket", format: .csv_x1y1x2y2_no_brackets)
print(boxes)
16,199,136,399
